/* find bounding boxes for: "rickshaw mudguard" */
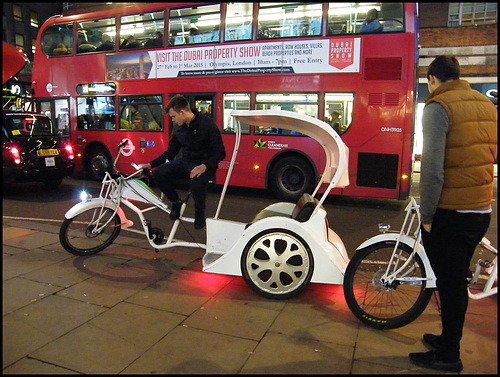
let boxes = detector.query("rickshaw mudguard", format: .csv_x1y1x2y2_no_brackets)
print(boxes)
356,233,437,288
64,198,133,228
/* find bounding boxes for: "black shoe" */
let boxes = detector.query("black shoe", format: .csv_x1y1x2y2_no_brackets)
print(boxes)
423,333,442,350
194,211,205,230
409,350,463,372
170,200,182,220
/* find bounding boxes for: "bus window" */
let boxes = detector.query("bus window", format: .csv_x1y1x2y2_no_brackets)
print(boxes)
77,97,116,130
223,93,251,134
225,3,253,41
77,18,116,53
119,11,165,50
327,3,404,35
324,93,354,136
255,93,318,135
119,95,163,131
257,3,322,39
41,23,74,57
196,99,213,118
168,4,221,46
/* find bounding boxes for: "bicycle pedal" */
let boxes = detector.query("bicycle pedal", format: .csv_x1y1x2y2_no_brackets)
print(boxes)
478,259,493,268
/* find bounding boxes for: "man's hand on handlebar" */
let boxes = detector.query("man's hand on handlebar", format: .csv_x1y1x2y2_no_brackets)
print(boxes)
132,163,152,176
133,163,152,171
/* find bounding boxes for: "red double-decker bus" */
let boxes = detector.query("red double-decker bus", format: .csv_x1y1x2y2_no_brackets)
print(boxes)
32,2,418,200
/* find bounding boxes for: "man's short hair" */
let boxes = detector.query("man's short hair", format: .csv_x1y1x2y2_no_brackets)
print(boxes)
427,55,460,82
165,94,190,113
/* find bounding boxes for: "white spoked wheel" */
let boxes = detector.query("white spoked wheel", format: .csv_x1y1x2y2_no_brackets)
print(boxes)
241,229,314,299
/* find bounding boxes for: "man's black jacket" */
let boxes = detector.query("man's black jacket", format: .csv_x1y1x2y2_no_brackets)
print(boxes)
149,111,226,172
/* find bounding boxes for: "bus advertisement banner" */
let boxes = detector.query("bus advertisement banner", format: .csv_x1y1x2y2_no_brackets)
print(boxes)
106,38,360,81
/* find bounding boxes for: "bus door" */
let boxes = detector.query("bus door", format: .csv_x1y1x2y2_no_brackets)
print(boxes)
37,98,71,138
167,93,215,137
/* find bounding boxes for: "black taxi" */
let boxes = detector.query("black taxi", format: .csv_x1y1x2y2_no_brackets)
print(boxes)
3,111,74,189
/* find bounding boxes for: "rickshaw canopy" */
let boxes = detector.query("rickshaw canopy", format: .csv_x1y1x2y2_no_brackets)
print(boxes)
215,109,349,218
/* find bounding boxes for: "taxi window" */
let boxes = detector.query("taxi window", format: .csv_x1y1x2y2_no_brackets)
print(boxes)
6,115,56,136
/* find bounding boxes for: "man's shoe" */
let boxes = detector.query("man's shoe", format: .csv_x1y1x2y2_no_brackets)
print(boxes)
409,350,463,372
194,211,206,230
170,200,182,220
422,333,443,350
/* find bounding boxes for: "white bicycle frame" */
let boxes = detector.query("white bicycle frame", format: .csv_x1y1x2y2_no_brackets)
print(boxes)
65,141,205,250
356,197,497,299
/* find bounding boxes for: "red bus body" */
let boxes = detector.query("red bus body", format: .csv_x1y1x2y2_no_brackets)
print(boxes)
32,3,417,200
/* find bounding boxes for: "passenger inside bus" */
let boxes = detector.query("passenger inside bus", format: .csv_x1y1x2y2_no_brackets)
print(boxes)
120,35,141,49
95,33,115,51
144,31,163,48
360,9,384,33
53,43,69,56
77,34,96,53
326,110,342,134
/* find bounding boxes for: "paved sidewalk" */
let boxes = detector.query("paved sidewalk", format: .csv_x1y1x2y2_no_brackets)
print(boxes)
3,217,497,374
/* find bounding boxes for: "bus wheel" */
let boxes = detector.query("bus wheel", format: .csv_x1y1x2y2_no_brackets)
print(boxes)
241,229,314,299
87,147,111,181
270,157,314,201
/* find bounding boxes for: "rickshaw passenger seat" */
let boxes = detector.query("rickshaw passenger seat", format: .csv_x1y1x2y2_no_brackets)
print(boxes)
245,193,318,229
291,193,318,222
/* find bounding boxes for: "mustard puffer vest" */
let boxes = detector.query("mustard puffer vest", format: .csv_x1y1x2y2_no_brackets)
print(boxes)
425,79,497,210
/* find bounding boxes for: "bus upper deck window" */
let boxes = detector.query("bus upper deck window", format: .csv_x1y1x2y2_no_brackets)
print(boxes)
257,3,322,39
77,18,116,54
119,11,165,50
225,3,253,41
168,4,221,46
327,3,404,35
41,23,74,57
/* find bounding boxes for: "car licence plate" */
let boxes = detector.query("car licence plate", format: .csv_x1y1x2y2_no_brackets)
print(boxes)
45,157,56,167
38,149,59,156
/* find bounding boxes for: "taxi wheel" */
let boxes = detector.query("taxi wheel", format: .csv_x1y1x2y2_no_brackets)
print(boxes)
241,229,314,299
44,178,63,189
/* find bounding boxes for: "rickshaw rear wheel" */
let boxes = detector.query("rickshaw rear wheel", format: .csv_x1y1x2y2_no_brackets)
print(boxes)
241,229,314,299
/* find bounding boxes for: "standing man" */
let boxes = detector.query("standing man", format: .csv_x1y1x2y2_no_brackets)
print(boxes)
409,56,497,372
138,95,225,229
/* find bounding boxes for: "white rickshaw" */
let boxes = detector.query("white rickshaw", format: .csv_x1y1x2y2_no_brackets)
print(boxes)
203,110,350,299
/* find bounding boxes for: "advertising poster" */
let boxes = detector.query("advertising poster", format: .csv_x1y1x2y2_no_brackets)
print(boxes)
107,38,360,80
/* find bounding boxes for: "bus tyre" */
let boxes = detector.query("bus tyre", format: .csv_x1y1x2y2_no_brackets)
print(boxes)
241,229,314,300
343,241,433,329
87,147,111,181
270,157,314,202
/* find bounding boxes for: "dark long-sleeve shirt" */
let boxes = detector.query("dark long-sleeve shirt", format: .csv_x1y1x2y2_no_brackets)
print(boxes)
149,112,226,172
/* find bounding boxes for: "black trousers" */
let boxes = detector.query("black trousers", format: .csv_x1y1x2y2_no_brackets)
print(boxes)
421,208,490,360
153,159,212,212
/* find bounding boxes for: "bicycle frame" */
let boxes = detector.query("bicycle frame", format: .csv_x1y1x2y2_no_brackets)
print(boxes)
356,196,497,298
469,237,497,299
66,141,205,250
